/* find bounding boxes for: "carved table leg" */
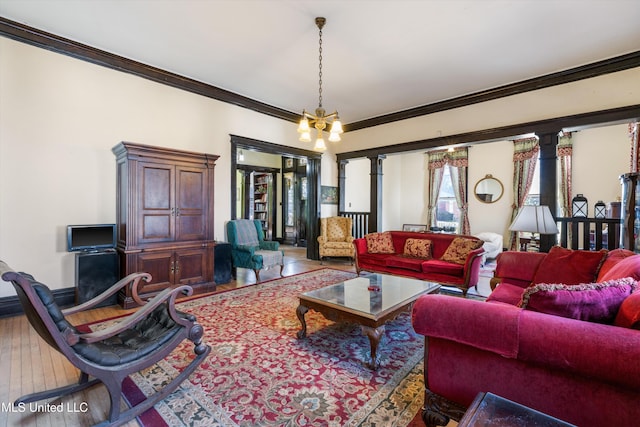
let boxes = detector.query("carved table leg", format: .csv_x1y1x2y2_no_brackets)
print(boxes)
361,325,385,369
296,305,309,339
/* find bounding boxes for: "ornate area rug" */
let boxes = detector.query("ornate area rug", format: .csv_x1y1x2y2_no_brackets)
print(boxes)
89,269,425,426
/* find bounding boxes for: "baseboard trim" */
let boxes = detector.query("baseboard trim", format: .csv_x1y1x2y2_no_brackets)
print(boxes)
0,287,76,318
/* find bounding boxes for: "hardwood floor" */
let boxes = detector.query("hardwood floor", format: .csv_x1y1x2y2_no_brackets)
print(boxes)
0,246,486,426
0,245,355,427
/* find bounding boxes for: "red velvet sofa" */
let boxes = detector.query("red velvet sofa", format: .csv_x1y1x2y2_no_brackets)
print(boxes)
353,231,484,295
412,247,640,427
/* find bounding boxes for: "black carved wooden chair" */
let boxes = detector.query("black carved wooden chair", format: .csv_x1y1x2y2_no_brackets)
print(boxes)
0,260,210,426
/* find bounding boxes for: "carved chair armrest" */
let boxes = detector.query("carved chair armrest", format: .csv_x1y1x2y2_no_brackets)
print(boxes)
73,285,194,345
62,272,152,316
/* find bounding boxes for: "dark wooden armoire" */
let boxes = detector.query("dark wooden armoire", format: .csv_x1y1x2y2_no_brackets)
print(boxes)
113,142,219,308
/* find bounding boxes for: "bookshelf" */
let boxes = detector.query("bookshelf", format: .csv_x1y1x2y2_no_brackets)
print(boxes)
253,172,270,236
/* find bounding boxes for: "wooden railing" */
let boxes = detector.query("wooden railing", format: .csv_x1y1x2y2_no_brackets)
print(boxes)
556,217,622,251
340,211,370,239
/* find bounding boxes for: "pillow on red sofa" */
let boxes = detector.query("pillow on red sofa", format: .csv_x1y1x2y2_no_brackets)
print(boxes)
403,238,432,258
532,246,607,285
614,291,640,329
598,253,640,282
365,232,395,254
519,277,637,323
597,249,636,281
440,237,483,265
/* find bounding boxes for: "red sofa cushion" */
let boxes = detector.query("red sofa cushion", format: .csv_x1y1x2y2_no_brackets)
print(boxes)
519,278,637,323
614,290,640,329
486,283,526,305
385,255,424,272
598,253,640,282
532,246,607,285
493,251,546,288
597,248,636,281
422,259,464,277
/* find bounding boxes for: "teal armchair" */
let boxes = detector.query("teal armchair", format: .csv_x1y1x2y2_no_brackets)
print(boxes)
226,219,284,282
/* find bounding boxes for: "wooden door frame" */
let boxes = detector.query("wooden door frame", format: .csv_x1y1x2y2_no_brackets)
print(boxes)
230,135,322,260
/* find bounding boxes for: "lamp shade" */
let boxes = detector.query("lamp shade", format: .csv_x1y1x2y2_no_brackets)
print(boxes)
509,205,558,234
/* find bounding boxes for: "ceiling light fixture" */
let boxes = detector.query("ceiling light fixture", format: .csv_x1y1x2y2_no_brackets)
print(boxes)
297,17,343,152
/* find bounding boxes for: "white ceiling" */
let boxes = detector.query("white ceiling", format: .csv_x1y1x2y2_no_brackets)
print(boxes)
1,0,639,124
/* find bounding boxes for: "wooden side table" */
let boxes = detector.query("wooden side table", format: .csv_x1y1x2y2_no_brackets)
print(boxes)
459,392,576,426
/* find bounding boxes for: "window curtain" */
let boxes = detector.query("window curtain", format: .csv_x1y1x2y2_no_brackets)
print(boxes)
426,148,469,233
557,132,573,217
630,122,640,172
509,137,540,250
448,148,470,234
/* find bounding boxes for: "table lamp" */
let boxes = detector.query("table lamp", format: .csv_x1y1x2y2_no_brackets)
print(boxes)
509,205,558,251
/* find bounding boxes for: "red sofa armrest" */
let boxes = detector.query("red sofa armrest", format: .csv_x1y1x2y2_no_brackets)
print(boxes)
353,238,367,255
413,294,640,390
412,294,520,358
492,251,546,289
462,247,484,288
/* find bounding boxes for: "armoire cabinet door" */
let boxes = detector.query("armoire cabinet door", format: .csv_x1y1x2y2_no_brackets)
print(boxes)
175,166,208,242
174,247,209,286
138,162,175,244
134,250,174,294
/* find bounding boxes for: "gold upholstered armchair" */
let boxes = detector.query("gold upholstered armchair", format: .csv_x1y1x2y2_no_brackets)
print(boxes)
317,216,355,264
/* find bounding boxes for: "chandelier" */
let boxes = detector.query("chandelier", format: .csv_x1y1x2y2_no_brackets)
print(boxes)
297,17,343,151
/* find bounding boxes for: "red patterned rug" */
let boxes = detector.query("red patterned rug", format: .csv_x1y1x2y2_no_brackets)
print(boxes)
89,269,426,426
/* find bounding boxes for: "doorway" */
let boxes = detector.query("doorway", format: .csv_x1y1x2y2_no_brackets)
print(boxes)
230,135,322,260
282,157,309,247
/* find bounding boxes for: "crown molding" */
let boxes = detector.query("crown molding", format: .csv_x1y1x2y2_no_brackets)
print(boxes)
1,16,639,132
336,104,640,161
0,16,300,123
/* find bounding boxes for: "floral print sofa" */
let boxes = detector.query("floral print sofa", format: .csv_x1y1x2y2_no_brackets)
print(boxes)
353,231,484,295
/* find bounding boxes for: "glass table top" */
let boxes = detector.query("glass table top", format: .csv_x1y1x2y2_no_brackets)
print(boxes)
461,392,577,427
300,273,440,318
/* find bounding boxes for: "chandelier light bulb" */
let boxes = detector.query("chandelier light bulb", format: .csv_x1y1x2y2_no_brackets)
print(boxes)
297,116,310,133
314,135,327,151
329,119,343,135
299,131,311,143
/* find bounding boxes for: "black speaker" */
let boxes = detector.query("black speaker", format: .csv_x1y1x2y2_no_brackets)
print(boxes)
214,243,232,285
75,251,119,307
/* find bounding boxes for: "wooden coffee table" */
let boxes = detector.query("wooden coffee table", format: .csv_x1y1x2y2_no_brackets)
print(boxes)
296,273,440,369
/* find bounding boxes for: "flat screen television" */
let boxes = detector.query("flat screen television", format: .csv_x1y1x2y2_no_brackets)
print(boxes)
67,224,116,252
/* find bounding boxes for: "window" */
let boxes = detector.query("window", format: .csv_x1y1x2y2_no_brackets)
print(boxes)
436,166,460,233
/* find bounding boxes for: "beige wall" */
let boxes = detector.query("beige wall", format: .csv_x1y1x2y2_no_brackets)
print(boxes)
1,34,638,296
0,38,304,296
343,123,630,251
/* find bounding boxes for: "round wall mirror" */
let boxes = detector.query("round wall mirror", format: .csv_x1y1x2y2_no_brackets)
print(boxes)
474,174,504,203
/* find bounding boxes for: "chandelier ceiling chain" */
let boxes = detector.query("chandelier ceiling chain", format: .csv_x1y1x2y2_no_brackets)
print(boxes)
297,16,343,152
317,19,323,109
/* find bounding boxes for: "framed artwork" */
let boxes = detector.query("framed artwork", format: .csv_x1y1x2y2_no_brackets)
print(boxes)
402,224,428,232
321,186,338,204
